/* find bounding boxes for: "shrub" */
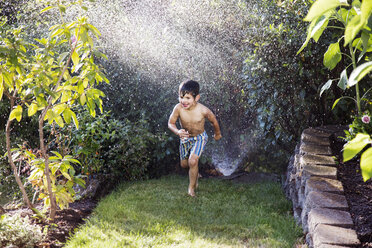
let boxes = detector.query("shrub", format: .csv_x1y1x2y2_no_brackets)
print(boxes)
0,213,45,248
53,108,177,180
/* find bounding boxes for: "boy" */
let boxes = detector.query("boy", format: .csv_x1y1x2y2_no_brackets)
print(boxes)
168,80,222,197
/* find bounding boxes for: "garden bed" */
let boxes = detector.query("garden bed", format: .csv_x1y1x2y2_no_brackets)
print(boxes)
333,138,372,248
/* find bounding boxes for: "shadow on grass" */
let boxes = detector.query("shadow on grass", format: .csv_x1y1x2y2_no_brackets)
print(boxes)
65,175,302,248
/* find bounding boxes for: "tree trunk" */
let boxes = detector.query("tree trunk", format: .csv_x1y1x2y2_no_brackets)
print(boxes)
39,110,57,222
5,94,34,210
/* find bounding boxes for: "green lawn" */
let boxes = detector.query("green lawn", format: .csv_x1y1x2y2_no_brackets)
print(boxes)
65,175,302,248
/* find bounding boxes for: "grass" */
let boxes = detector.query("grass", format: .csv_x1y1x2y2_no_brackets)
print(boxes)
65,175,302,248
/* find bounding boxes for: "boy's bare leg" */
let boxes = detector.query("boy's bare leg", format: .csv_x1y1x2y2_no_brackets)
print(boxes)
188,154,199,197
180,159,188,169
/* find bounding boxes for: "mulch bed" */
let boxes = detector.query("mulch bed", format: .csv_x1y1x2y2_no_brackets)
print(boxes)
333,139,372,248
42,199,97,247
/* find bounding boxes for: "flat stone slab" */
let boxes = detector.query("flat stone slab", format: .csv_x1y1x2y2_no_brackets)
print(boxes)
318,244,352,248
305,191,349,211
302,164,337,181
308,208,354,233
300,142,332,155
313,224,360,247
301,132,331,146
303,128,332,138
305,177,344,197
300,154,336,166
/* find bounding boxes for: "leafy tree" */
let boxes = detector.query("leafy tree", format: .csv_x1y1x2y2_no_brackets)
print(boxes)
0,0,108,221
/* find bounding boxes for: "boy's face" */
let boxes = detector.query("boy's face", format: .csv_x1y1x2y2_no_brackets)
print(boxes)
179,93,199,110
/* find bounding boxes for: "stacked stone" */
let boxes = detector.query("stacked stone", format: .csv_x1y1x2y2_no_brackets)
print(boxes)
284,127,361,248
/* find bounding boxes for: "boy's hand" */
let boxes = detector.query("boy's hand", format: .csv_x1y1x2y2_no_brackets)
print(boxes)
177,129,190,139
213,133,222,141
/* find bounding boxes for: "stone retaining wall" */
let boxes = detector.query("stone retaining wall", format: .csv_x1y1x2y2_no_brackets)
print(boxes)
284,127,361,248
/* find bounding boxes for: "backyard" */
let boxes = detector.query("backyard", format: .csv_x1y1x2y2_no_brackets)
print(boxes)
1,0,372,247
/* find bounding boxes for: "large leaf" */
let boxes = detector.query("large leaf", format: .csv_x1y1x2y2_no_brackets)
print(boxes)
343,133,371,161
71,110,79,129
360,148,372,181
345,14,363,46
360,147,372,181
28,103,38,116
71,50,79,67
9,105,23,122
298,14,331,54
348,61,372,87
304,0,348,22
323,42,342,70
358,31,370,61
62,108,73,124
337,69,348,90
345,1,372,45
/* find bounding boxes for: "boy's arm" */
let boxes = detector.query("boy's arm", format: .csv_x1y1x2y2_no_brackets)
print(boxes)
168,104,189,139
205,108,222,140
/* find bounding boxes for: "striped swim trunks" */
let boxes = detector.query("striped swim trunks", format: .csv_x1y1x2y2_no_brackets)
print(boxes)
179,131,208,160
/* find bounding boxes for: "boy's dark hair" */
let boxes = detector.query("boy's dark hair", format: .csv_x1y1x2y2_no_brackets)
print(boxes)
180,80,200,98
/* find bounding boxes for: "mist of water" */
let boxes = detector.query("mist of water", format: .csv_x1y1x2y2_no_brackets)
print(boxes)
82,0,258,175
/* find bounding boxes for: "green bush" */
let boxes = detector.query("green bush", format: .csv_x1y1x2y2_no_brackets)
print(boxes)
240,0,345,171
52,108,177,180
0,213,45,248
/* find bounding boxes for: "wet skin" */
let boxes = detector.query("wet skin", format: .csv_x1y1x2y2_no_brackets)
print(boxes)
168,93,222,196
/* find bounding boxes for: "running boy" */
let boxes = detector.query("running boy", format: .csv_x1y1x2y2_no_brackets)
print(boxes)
168,80,222,197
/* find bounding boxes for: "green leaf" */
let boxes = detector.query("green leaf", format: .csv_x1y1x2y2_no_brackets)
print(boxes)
58,52,69,66
360,147,372,181
344,14,363,46
9,105,23,122
320,79,333,96
343,133,371,161
358,31,370,61
87,24,101,37
51,28,64,38
71,110,79,129
71,50,79,67
55,116,64,128
348,61,372,87
344,1,372,45
53,104,67,115
312,11,331,42
62,108,72,124
40,6,56,13
298,15,326,54
28,103,38,116
61,171,71,180
80,93,86,105
304,0,348,22
337,69,348,90
323,42,342,70
332,97,342,109
51,151,63,159
58,4,66,13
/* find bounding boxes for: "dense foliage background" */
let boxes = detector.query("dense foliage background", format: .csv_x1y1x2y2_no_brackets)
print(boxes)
0,0,351,204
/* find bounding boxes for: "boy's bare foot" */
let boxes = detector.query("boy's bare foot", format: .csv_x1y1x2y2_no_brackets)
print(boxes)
188,188,196,197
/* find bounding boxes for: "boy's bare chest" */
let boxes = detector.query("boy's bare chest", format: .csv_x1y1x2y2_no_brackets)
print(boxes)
179,109,205,125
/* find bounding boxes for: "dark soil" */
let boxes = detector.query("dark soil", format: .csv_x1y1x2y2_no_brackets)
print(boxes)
42,200,97,247
333,139,372,248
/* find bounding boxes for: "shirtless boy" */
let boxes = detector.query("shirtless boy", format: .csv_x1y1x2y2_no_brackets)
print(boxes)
168,80,222,197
